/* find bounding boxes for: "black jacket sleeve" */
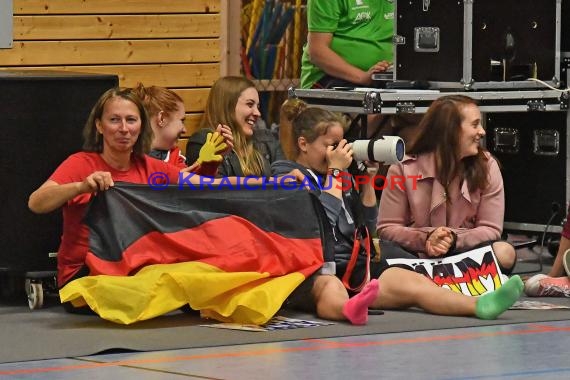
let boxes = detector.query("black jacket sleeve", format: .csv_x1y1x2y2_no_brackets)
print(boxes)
185,129,210,167
253,128,285,163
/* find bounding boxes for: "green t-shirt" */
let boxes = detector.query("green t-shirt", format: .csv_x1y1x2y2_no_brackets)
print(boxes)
300,0,394,88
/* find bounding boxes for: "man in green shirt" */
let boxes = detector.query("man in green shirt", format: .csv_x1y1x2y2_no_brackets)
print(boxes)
301,0,394,89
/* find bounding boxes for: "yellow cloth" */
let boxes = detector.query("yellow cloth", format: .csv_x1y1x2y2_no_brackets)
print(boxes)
59,261,305,325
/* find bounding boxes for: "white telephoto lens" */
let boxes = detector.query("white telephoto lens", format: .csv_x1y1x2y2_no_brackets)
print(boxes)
351,136,405,164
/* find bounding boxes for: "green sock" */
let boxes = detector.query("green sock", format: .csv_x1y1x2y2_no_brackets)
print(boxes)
475,275,524,320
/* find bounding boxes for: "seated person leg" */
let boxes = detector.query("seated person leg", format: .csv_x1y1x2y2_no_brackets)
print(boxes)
475,275,524,319
371,267,523,320
492,241,517,274
342,280,379,325
311,275,379,326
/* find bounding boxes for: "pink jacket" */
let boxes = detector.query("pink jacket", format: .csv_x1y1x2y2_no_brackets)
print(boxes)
377,152,504,255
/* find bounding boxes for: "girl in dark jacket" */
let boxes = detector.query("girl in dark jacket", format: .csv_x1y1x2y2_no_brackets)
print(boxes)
186,76,283,177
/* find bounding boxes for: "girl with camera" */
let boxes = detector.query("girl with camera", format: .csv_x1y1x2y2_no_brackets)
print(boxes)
271,99,523,325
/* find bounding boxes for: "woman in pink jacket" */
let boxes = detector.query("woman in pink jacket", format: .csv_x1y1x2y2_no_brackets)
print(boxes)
377,95,516,274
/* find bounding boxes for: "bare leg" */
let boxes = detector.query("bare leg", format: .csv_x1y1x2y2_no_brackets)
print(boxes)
312,275,379,325
372,267,478,316
311,275,348,321
548,236,570,277
492,241,517,272
372,267,523,319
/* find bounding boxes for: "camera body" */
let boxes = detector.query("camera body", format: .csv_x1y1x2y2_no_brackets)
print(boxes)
333,136,405,164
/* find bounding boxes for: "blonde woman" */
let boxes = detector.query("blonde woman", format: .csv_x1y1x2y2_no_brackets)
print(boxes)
185,76,283,177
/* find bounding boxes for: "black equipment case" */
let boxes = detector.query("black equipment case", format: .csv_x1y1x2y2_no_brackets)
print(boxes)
563,0,570,54
486,110,569,233
0,71,118,295
289,87,570,234
290,88,569,115
393,0,562,90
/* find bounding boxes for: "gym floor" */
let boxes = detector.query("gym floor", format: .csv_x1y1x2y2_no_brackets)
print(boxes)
0,244,568,379
0,320,569,379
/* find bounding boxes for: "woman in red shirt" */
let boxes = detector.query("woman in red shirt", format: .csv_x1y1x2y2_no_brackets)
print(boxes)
28,87,195,288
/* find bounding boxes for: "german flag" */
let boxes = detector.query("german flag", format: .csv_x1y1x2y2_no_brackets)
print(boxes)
60,184,328,325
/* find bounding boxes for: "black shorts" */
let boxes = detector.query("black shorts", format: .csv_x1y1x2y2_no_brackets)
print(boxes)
284,273,318,313
284,256,395,312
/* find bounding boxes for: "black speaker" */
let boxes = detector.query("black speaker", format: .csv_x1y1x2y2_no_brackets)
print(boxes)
0,71,118,272
562,0,569,53
486,111,567,230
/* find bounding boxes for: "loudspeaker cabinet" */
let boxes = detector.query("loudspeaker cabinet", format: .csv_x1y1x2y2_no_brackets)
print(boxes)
0,71,118,277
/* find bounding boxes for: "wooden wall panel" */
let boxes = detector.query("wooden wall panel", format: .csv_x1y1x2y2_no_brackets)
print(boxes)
0,64,220,87
3,0,225,134
14,0,220,14
183,114,204,137
14,15,220,40
0,40,219,66
177,138,189,156
174,88,210,113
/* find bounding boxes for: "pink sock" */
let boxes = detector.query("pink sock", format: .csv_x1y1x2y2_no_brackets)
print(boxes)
342,279,379,325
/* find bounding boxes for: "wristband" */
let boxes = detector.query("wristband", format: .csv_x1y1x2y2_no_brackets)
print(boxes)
447,231,458,253
327,168,342,178
425,229,436,243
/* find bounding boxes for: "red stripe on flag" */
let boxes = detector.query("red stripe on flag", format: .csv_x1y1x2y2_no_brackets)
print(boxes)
86,215,324,278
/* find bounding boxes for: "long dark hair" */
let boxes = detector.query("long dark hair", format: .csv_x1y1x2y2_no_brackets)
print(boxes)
407,95,489,193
